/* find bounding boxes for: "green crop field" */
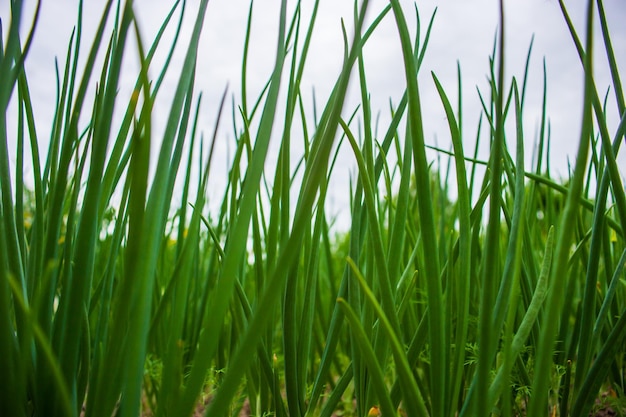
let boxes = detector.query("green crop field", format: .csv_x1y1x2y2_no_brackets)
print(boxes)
1,1,625,416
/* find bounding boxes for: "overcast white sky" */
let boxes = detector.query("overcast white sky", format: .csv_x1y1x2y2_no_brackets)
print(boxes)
2,0,625,229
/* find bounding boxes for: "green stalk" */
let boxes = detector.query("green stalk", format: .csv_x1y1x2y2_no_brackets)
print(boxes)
388,2,444,413
527,0,594,414
432,71,471,417
475,1,506,414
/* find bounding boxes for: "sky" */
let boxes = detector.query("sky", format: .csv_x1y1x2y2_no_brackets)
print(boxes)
2,0,626,230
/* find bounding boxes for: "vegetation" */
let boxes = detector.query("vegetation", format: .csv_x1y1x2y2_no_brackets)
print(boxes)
1,0,625,416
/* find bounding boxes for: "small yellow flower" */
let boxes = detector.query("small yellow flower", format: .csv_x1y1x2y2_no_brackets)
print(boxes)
367,406,381,417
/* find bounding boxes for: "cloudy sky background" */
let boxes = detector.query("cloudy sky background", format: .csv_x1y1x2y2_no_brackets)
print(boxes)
2,0,625,229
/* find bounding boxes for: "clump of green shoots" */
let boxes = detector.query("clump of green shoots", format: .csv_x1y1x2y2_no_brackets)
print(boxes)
1,0,625,416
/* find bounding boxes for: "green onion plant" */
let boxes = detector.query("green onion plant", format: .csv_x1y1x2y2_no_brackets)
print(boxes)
1,0,625,416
